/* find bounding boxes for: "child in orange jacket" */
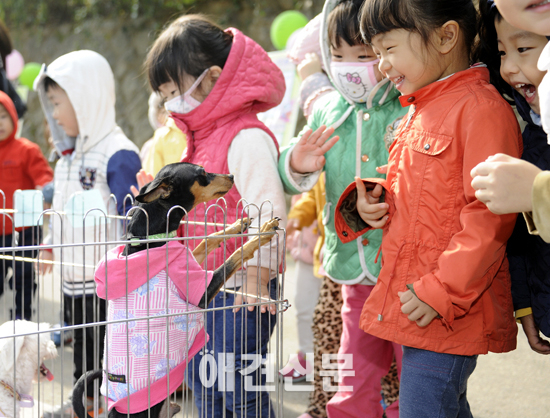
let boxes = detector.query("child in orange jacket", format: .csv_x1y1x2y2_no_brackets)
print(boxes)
334,0,521,416
0,90,53,319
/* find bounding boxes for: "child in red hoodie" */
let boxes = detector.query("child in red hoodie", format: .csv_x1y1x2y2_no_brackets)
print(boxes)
0,90,53,319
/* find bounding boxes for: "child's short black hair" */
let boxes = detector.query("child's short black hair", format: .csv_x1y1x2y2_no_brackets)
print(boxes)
360,0,479,63
146,14,233,93
43,76,61,92
477,0,514,102
327,0,366,49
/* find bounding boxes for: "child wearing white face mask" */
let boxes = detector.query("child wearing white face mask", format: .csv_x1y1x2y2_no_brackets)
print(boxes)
277,1,407,417
145,14,287,418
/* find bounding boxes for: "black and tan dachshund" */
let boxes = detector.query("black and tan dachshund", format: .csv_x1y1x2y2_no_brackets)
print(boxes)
72,162,279,418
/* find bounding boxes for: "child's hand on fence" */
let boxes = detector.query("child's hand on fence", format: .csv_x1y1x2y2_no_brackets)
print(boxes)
37,250,53,275
130,169,155,197
470,154,541,214
297,52,322,81
233,266,276,315
398,289,438,327
290,125,339,174
519,314,550,355
355,177,389,228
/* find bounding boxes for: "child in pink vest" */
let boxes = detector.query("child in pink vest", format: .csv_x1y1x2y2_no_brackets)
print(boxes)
144,14,287,418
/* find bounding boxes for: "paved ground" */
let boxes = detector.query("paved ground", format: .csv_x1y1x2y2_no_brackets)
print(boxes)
3,257,550,417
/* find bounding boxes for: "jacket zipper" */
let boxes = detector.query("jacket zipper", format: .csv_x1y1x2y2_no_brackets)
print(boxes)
403,105,416,131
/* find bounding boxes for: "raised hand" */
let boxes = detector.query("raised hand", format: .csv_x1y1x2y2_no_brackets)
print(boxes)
297,52,322,81
130,169,155,197
290,125,339,174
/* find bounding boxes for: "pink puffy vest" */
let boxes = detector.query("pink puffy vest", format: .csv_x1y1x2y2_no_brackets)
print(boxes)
171,28,285,270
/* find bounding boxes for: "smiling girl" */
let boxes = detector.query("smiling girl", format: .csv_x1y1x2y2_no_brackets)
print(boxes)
333,0,523,416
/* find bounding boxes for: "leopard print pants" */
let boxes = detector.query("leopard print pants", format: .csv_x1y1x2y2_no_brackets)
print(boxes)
306,277,399,418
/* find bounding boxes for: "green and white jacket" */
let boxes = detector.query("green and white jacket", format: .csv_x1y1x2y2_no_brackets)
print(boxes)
278,0,407,285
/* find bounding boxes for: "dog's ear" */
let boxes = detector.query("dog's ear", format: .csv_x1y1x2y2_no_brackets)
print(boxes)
135,177,172,203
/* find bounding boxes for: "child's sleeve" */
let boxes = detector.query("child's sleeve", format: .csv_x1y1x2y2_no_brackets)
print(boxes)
106,150,142,215
413,100,522,325
334,178,395,243
527,171,550,243
507,216,534,320
288,189,317,228
27,144,54,187
299,73,334,118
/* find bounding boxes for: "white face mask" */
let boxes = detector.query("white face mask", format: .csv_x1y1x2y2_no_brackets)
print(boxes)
330,60,380,103
164,68,210,114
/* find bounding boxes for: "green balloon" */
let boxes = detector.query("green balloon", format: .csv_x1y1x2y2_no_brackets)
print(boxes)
19,62,42,89
270,11,308,50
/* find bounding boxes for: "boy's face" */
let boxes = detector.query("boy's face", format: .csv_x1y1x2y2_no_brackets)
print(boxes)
496,18,547,114
0,104,14,142
46,85,79,137
495,0,550,36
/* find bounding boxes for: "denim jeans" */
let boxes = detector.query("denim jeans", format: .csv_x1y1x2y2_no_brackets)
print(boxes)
188,279,278,418
399,346,478,418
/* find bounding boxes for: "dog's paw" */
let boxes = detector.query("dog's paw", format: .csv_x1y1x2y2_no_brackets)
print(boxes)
258,218,280,246
225,217,252,235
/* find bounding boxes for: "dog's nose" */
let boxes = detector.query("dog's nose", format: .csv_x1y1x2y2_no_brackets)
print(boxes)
228,174,234,181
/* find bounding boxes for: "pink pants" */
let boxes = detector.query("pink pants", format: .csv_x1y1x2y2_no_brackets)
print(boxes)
326,284,402,418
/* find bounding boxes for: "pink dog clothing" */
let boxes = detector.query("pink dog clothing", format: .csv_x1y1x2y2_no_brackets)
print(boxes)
95,241,213,413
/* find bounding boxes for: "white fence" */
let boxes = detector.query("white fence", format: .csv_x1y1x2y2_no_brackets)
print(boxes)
0,190,288,418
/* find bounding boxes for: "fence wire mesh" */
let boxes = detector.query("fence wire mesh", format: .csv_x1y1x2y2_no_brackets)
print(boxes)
0,190,288,418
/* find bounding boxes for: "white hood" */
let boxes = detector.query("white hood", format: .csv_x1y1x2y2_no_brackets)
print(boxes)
34,50,117,155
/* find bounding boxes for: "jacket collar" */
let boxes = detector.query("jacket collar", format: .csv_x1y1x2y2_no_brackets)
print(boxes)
399,67,490,107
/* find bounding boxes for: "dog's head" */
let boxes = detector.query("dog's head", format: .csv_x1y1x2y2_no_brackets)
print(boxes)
0,320,57,383
128,162,234,239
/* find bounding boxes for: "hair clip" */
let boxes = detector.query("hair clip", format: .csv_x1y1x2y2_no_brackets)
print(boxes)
486,0,498,10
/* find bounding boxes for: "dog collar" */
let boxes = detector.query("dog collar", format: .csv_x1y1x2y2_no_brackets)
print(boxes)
0,380,34,408
129,230,178,246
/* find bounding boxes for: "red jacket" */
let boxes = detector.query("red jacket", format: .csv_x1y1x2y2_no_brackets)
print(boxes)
0,91,53,234
171,28,284,269
334,68,521,355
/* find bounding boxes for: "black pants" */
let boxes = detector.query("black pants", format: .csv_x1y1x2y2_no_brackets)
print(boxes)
0,226,39,320
64,294,106,392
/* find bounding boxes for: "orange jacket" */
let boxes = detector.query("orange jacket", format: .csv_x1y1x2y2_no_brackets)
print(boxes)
334,68,521,356
0,91,53,235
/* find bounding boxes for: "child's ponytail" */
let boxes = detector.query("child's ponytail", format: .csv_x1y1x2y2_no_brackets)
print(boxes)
146,15,233,93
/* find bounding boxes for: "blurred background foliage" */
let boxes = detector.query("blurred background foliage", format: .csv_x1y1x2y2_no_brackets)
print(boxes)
0,0,315,30
0,0,321,152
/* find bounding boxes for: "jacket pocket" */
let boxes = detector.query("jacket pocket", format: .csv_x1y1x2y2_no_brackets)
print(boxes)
409,131,453,156
407,131,456,248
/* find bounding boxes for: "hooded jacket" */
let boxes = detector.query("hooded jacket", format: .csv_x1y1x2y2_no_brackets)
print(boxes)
95,241,211,413
34,50,141,296
170,29,286,273
334,68,522,355
507,91,550,337
0,91,53,234
277,0,408,285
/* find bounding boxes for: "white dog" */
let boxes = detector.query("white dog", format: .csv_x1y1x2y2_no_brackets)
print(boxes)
0,320,57,418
